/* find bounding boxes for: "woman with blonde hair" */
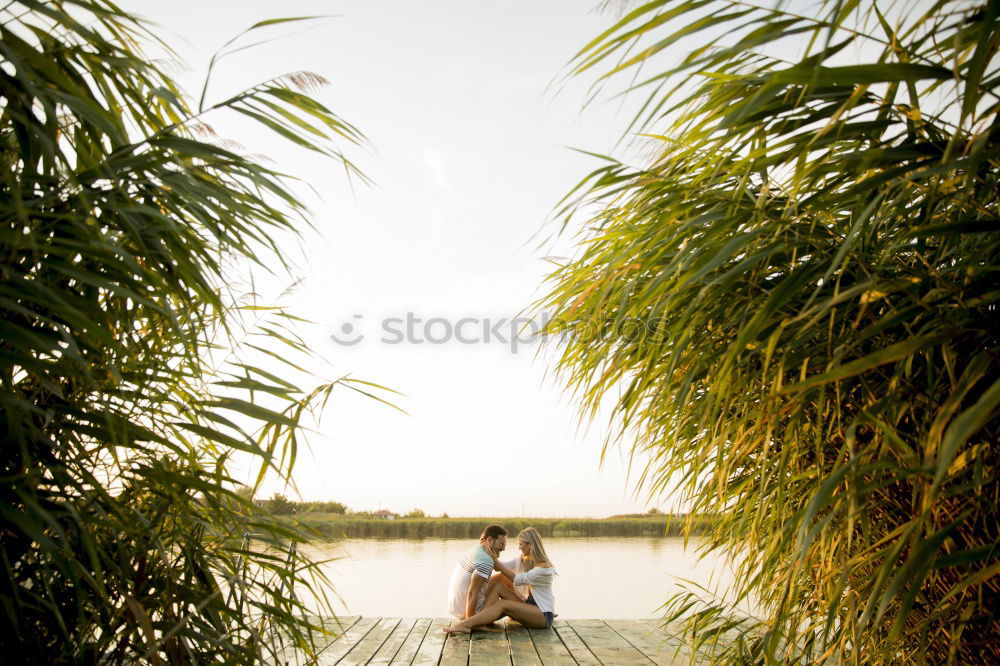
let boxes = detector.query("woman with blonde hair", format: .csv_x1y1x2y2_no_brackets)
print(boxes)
443,527,557,633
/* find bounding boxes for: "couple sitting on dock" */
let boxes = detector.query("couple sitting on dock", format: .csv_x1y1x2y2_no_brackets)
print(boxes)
443,524,556,634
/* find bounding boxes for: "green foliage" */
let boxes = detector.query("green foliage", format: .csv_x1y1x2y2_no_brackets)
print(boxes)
406,508,427,518
235,485,256,501
266,493,297,516
257,496,349,516
299,500,349,514
539,1,1000,663
0,1,397,662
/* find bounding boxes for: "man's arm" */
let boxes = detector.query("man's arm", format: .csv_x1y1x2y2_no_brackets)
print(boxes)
465,572,487,619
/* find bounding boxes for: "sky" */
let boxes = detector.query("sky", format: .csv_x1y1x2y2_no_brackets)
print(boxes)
121,0,934,517
120,0,701,517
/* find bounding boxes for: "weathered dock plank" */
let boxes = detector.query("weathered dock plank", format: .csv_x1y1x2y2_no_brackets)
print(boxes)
338,617,402,665
565,619,653,665
410,618,452,666
506,624,542,666
279,617,702,665
278,616,361,666
469,626,510,666
551,621,599,666
438,627,471,666
317,617,380,665
641,620,699,663
526,626,575,665
390,618,432,665
606,620,682,665
369,618,418,665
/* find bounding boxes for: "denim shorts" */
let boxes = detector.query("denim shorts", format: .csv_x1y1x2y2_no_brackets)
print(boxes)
525,594,555,628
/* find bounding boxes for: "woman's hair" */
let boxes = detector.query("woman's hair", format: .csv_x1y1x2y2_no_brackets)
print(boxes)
517,527,552,571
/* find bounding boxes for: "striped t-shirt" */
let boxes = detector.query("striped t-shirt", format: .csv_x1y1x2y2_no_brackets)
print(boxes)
447,544,494,618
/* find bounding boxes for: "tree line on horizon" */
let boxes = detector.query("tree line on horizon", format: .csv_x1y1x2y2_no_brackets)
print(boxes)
256,491,672,521
296,513,709,540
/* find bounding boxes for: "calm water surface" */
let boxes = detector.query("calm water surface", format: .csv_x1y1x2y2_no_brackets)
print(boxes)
297,537,743,618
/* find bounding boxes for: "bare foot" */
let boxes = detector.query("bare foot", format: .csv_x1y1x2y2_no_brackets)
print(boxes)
442,625,471,635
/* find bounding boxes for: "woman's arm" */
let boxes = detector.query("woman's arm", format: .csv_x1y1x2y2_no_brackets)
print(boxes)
492,556,517,581
513,566,553,587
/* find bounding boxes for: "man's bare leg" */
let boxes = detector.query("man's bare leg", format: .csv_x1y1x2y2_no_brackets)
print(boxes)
444,600,547,634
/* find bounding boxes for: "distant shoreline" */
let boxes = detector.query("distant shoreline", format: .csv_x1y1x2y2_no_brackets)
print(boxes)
293,514,714,539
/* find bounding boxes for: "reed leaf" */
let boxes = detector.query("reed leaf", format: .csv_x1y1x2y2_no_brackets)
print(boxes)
0,1,396,662
538,1,1000,662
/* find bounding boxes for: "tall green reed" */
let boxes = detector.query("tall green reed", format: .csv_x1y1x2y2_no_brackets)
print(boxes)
537,1,1000,662
0,2,398,661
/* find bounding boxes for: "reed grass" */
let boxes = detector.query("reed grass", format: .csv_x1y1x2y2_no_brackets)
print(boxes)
294,515,714,539
537,1,1000,662
0,3,398,662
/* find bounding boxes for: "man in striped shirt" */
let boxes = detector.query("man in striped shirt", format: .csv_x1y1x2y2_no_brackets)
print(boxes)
447,524,508,619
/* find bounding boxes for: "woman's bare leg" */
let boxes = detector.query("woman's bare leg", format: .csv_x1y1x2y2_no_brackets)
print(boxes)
501,600,547,629
444,600,547,634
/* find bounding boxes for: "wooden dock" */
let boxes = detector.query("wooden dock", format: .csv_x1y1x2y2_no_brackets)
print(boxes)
275,616,698,665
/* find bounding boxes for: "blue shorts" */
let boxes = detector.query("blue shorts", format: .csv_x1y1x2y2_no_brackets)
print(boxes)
525,594,555,628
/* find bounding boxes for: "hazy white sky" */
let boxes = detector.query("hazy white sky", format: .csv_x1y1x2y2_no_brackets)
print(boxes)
126,0,922,517
126,0,683,517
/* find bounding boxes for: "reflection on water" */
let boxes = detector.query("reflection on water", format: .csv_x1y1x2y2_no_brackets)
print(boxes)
295,537,745,619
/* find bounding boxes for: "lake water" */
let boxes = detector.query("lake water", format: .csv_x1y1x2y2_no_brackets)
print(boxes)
296,537,744,619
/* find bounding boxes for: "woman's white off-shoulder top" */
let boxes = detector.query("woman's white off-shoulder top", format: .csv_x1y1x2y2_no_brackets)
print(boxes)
514,565,557,614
